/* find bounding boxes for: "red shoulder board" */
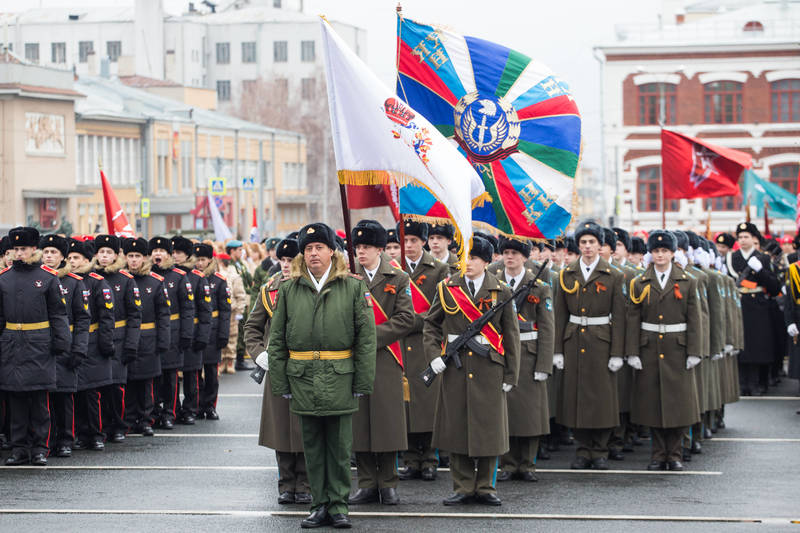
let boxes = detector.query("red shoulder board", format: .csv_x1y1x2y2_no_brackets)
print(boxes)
89,272,104,280
192,269,204,278
119,270,134,279
172,267,186,276
150,272,165,282
67,272,83,280
40,265,58,275
0,266,10,275
214,271,227,281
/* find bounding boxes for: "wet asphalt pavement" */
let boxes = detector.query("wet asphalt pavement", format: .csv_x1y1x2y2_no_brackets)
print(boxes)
1,370,798,532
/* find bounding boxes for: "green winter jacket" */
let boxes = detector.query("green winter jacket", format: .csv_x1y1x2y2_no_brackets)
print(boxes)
268,251,377,416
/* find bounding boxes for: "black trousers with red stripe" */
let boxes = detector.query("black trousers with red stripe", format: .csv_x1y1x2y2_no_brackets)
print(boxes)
50,392,75,448
101,384,127,436
181,370,200,417
200,363,219,412
7,390,51,456
155,369,180,423
75,389,104,444
125,379,155,429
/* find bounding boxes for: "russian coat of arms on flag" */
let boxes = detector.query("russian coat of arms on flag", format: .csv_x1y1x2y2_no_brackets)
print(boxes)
396,15,581,239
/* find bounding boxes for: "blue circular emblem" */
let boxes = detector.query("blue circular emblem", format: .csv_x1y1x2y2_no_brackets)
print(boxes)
453,92,520,163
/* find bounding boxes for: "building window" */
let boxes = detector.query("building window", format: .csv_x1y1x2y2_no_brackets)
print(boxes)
51,42,66,63
636,166,678,212
704,81,742,124
106,41,121,62
76,135,85,185
301,40,315,62
181,140,192,191
743,21,764,32
157,139,169,192
706,196,742,211
242,41,256,63
216,42,230,64
771,79,800,123
273,0,281,7
301,77,315,100
79,41,93,63
242,79,258,95
770,163,799,195
638,83,676,125
217,80,231,101
274,40,287,62
191,49,199,62
282,162,306,190
24,43,39,63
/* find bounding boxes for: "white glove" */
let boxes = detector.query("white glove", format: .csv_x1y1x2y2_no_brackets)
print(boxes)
553,353,564,370
608,356,623,372
502,383,513,393
430,356,447,374
788,323,799,337
534,372,548,381
720,264,728,276
724,344,734,355
747,256,762,272
235,314,244,321
714,256,723,270
281,393,292,399
697,250,711,269
254,350,269,371
712,352,724,361
353,392,364,398
627,355,642,370
674,250,688,269
642,252,652,268
686,355,701,369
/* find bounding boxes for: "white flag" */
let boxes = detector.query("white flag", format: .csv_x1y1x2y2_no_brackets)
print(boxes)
320,18,484,271
207,190,233,242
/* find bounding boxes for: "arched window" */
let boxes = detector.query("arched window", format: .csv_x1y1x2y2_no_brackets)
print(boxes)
770,163,799,195
637,166,679,212
638,83,676,125
771,79,800,122
706,196,742,211
743,21,764,32
704,81,742,123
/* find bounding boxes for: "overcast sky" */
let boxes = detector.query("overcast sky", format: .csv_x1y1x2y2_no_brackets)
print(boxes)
0,0,667,172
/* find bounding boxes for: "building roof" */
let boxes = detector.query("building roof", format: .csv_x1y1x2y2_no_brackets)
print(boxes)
684,0,764,13
173,4,317,24
2,7,134,24
75,75,304,141
119,75,181,89
606,0,800,48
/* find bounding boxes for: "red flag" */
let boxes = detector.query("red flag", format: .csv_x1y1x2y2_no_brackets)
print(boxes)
795,168,800,231
346,182,400,222
661,129,752,199
100,169,135,237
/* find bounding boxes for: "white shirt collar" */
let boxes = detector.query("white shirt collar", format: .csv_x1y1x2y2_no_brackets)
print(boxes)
364,259,380,281
580,255,600,281
617,257,627,267
655,264,672,289
406,255,422,271
307,261,333,292
504,269,524,289
740,247,754,260
465,271,485,295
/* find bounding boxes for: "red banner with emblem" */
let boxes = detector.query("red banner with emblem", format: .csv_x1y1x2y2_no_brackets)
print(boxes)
371,297,403,368
445,285,504,355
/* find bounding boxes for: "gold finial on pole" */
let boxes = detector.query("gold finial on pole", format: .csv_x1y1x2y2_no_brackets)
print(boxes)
396,2,402,15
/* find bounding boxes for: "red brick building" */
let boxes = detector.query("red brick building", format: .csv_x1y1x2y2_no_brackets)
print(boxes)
595,1,800,234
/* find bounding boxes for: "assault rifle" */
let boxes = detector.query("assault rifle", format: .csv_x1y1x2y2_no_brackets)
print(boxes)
420,259,549,387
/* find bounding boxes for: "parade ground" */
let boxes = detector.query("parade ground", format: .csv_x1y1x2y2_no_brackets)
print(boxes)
0,372,798,532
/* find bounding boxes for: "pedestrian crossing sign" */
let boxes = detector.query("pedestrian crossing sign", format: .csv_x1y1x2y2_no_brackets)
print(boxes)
210,177,226,196
242,177,255,191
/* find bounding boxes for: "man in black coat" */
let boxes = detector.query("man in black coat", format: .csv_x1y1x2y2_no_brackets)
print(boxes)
41,234,91,458
150,236,194,430
725,222,782,395
0,227,71,466
67,239,116,451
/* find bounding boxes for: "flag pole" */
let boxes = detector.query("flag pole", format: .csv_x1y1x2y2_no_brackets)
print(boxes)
660,129,666,229
339,183,356,274
764,200,770,236
705,201,712,239
395,3,408,265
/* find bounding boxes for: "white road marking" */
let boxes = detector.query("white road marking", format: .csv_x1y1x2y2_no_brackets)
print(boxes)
0,509,794,523
217,393,262,398
2,465,721,475
710,437,800,443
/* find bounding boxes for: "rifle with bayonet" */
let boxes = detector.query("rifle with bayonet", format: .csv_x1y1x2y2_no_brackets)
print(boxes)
420,259,550,387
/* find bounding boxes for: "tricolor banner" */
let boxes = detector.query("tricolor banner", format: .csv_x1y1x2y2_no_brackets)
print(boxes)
396,15,580,239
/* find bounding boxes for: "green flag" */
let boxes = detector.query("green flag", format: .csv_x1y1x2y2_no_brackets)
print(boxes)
741,169,797,221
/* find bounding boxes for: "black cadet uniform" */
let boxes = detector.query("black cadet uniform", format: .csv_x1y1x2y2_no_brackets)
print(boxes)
124,238,171,436
195,244,231,420
0,227,71,465
150,236,195,429
92,234,142,442
69,239,116,451
41,235,91,457
173,236,212,424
